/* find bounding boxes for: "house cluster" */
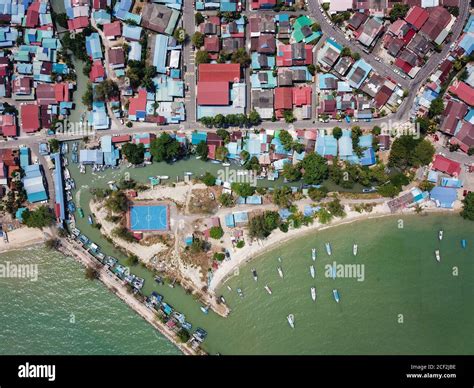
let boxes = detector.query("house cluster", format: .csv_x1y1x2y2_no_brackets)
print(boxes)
250,14,319,121
428,154,463,209
317,40,404,121
0,0,74,138
328,0,460,77
0,147,19,199
414,15,474,154
69,0,186,128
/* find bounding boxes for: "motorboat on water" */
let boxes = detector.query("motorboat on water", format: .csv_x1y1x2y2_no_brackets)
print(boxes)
200,305,210,314
287,314,295,329
222,162,231,167
264,285,272,295
310,265,315,279
78,208,84,218
311,248,316,261
333,289,340,303
325,242,332,256
251,268,258,282
435,250,441,262
461,239,467,249
237,288,244,298
277,266,284,278
219,296,226,304
88,215,93,225
353,244,358,256
226,285,232,292
158,175,169,180
439,230,443,241
311,287,316,301
277,257,282,263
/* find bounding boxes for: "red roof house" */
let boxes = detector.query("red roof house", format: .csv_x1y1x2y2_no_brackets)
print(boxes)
128,89,147,120
204,35,220,53
448,81,474,107
197,81,230,105
20,104,40,133
404,6,429,31
198,63,241,82
432,154,461,176
25,2,40,28
250,0,276,10
0,115,16,137
67,17,89,31
89,60,106,83
293,86,312,107
275,87,293,111
451,122,474,153
103,21,122,39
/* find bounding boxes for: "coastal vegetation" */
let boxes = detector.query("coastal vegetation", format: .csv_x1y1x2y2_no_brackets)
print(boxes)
22,206,55,229
461,193,474,221
122,143,145,165
105,191,129,214
201,172,216,186
150,133,183,163
85,265,99,280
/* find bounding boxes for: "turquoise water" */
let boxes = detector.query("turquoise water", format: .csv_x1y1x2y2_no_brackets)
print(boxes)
1,215,473,355
0,247,180,355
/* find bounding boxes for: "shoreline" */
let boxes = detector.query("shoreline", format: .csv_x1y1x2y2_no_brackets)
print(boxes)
0,227,52,254
54,238,204,356
209,205,460,292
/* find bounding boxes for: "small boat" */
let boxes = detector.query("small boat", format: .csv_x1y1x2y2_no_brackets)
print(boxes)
287,314,295,329
311,287,316,301
185,172,193,176
158,175,169,180
226,285,232,292
439,230,443,241
461,239,467,249
79,164,85,173
200,305,210,314
325,242,332,256
222,162,230,167
277,266,284,278
88,215,93,225
310,265,315,279
181,322,192,331
237,288,244,298
264,285,272,295
277,257,282,263
435,250,441,262
78,208,84,218
251,268,258,282
219,295,226,304
154,276,164,285
353,244,358,256
333,289,340,303
64,168,71,179
311,248,316,261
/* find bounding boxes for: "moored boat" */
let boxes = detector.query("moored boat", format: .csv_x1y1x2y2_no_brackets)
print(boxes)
226,285,232,292
435,250,441,262
264,285,272,295
325,242,332,256
333,289,340,303
78,208,84,218
353,244,358,256
310,265,315,279
311,287,316,301
237,288,244,298
251,268,258,282
200,305,210,314
311,248,316,261
219,295,226,304
88,215,93,225
439,230,443,241
287,314,295,329
277,266,284,278
461,239,467,249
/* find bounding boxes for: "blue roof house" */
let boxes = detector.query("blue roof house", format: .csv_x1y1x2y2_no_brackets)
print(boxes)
86,33,103,60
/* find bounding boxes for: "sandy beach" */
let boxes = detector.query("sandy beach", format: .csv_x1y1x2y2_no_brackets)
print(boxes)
208,203,459,292
0,227,51,253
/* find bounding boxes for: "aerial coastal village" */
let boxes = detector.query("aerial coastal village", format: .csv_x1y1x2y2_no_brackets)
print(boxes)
0,0,473,355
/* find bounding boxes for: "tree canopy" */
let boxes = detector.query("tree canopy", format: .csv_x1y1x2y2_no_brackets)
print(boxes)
301,152,329,185
150,133,182,163
121,143,144,165
22,206,55,229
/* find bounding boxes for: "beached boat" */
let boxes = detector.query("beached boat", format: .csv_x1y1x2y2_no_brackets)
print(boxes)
461,239,467,249
333,289,340,303
78,208,84,218
226,285,232,292
312,248,316,261
287,314,295,329
435,250,441,262
251,268,258,282
353,244,358,256
311,287,316,302
200,305,209,315
439,230,443,241
88,215,93,225
277,266,284,278
264,285,272,295
325,242,332,256
237,288,244,298
219,295,226,304
158,175,169,180
310,265,315,279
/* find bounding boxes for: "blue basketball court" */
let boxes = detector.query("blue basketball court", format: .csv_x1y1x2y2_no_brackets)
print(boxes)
129,205,168,231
